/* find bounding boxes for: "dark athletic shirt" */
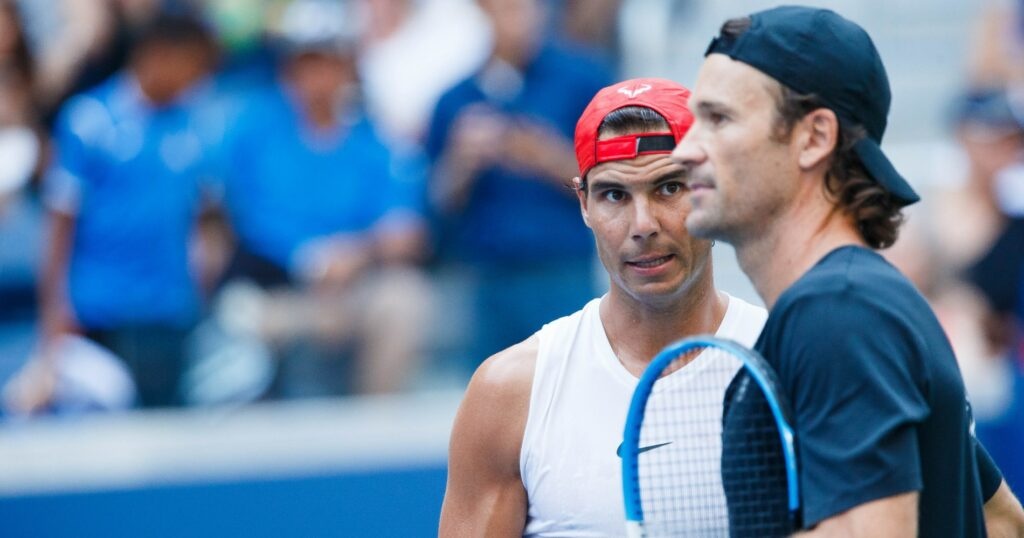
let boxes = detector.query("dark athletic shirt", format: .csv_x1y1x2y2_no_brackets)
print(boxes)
724,246,1001,537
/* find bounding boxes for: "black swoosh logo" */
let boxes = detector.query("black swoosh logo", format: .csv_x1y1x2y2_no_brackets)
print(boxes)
616,441,673,458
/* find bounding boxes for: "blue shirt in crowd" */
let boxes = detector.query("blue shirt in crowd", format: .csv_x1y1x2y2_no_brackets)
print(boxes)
222,86,425,272
45,73,219,329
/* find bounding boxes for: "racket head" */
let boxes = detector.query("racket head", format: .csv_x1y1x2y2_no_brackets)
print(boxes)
621,335,800,537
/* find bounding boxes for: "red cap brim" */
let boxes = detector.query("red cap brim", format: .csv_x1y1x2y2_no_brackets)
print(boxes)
575,78,694,179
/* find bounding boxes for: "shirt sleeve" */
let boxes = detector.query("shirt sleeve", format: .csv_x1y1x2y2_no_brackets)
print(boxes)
43,97,100,216
770,293,931,527
974,436,1005,502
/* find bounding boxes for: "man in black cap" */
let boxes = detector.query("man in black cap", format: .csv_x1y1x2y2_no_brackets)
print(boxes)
672,6,1024,537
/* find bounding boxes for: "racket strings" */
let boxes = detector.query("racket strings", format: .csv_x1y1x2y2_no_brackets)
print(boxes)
636,346,739,537
634,346,793,537
721,372,792,537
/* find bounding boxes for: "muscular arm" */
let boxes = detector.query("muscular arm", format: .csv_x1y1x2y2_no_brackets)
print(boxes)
796,492,918,537
985,481,1024,538
439,337,538,537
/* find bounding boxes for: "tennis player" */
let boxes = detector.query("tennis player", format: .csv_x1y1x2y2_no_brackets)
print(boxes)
673,6,1024,536
439,78,767,536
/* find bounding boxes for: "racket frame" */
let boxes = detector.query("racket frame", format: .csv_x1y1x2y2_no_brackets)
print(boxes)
620,335,800,536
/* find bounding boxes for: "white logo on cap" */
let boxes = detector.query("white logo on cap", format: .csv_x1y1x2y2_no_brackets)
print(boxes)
618,84,652,99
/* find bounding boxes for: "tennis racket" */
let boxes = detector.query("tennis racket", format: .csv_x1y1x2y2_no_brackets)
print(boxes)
621,335,800,537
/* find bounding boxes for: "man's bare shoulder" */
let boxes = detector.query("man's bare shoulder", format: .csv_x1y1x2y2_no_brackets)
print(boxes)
441,338,539,535
458,335,538,430
449,336,540,476
468,335,539,399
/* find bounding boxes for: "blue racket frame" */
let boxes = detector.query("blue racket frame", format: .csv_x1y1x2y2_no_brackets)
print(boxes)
621,335,799,537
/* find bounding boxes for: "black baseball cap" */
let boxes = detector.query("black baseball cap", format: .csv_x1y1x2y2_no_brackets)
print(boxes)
706,5,919,206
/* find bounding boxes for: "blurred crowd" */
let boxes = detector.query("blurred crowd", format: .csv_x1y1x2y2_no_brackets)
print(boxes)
0,0,1020,487
933,0,1024,492
0,0,621,413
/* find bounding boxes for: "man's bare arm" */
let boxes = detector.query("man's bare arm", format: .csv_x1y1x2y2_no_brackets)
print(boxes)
796,491,918,537
985,480,1024,538
439,337,538,537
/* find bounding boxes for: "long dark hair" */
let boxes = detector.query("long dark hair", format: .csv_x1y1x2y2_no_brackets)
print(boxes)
771,85,904,249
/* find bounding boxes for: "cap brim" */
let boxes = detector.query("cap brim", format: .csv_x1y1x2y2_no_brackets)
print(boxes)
853,138,920,206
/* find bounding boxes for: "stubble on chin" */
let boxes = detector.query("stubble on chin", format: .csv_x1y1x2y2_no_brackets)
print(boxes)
684,204,721,241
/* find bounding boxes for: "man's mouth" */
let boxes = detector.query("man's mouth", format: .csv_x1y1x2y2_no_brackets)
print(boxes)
627,254,674,268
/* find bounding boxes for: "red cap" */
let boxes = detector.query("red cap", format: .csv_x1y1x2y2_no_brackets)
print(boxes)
574,78,693,179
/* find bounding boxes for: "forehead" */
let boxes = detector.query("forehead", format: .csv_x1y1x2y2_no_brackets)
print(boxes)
691,54,779,111
587,153,681,185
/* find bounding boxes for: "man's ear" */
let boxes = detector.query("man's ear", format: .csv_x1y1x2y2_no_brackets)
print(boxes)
574,176,591,228
797,108,839,171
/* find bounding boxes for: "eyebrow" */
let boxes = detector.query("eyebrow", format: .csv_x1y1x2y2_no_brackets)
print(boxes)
588,179,625,192
653,170,686,185
589,169,685,192
695,100,733,116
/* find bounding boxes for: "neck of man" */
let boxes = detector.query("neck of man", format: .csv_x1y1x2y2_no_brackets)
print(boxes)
734,174,866,310
600,265,729,377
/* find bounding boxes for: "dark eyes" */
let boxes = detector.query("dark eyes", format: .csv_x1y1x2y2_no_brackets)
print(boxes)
602,190,626,202
707,111,727,125
598,183,684,202
659,182,685,196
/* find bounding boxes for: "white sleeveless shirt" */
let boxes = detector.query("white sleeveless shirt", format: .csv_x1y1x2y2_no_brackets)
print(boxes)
520,294,767,537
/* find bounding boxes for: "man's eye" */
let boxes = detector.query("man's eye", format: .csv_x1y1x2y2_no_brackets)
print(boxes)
602,190,626,202
659,182,684,196
708,112,727,125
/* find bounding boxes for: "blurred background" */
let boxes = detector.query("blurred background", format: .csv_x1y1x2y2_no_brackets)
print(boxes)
0,0,1021,535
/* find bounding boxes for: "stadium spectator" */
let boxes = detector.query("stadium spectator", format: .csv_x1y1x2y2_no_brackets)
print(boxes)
949,88,1024,352
217,0,431,397
36,12,220,408
882,86,1024,494
425,0,612,372
968,217,1024,493
21,0,168,125
953,88,1024,491
0,0,46,387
